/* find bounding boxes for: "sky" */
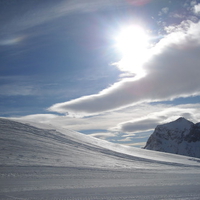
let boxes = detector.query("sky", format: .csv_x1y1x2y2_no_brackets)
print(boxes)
1,0,200,148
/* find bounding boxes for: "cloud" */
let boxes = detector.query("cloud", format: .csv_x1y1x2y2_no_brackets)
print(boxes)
111,103,200,133
125,0,152,6
0,36,25,46
125,142,147,147
0,0,128,36
158,7,169,16
114,118,161,133
14,103,200,133
49,19,200,115
194,3,200,14
16,114,58,123
11,102,200,146
0,76,42,97
89,132,116,140
118,137,134,142
0,84,37,96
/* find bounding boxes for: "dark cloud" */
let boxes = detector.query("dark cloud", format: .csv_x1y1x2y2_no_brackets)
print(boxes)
119,118,160,133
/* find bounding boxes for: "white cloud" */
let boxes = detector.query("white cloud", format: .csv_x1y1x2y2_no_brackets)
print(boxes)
170,13,185,19
49,19,200,116
13,103,200,133
0,36,25,46
111,103,200,133
89,132,116,140
0,84,37,96
158,7,169,16
127,142,146,147
194,3,200,14
11,102,200,146
191,1,197,7
118,137,133,142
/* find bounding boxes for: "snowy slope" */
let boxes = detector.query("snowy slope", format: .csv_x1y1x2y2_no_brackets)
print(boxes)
1,118,200,169
1,118,200,200
144,117,200,158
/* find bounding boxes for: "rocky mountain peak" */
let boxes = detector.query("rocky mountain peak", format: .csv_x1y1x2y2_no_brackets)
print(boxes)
144,117,200,158
157,117,194,134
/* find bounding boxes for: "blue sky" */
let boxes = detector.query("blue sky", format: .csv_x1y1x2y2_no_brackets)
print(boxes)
1,0,200,147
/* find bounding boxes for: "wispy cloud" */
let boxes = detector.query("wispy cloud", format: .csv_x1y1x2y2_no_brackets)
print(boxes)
0,36,25,46
10,102,200,147
0,76,39,96
0,84,36,96
13,102,200,136
0,0,130,36
89,132,116,140
125,0,152,6
49,18,200,115
158,7,169,16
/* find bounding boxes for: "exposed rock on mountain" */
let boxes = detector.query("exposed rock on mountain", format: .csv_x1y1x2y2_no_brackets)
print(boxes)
144,117,200,158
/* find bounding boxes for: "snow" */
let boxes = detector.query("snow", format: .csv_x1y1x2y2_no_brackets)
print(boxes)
145,117,200,158
158,117,194,136
1,118,200,199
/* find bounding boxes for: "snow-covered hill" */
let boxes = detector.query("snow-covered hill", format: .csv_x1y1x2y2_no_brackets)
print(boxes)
144,117,200,158
1,118,200,199
1,118,200,169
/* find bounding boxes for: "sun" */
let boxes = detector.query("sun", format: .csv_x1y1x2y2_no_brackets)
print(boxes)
116,25,149,56
114,25,150,76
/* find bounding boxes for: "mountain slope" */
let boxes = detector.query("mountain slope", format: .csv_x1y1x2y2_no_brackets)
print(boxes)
1,118,200,169
144,117,200,158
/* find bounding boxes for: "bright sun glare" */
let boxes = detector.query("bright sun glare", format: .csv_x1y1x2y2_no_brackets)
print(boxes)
115,25,150,77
